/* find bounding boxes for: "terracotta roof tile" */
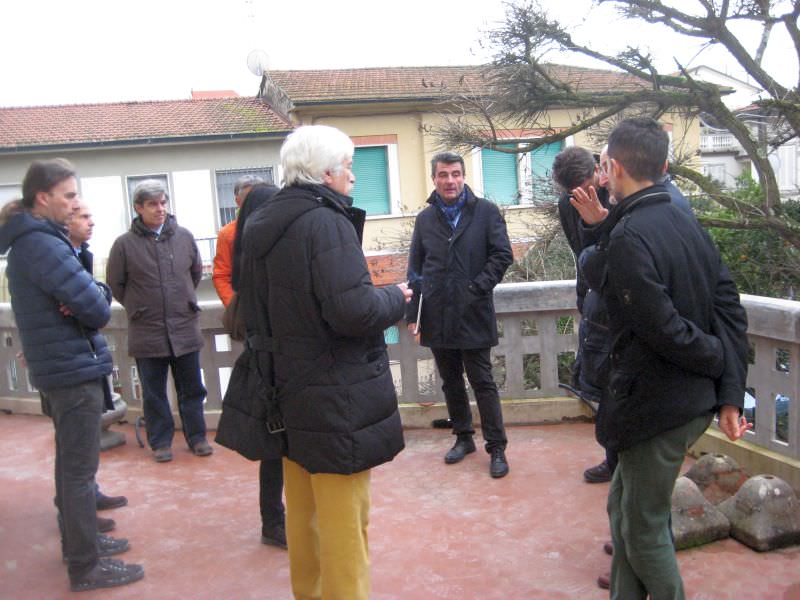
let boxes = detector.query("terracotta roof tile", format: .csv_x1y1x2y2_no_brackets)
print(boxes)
268,64,648,103
0,97,292,150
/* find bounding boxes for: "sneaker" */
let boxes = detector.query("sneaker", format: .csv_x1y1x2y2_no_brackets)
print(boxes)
597,571,610,590
153,447,173,463
191,440,213,457
584,460,613,483
261,522,288,549
97,516,115,533
444,437,476,464
489,447,509,478
96,491,128,511
63,535,130,563
70,558,144,592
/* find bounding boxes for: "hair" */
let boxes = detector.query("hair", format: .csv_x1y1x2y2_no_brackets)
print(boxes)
280,125,354,186
234,174,264,196
21,158,76,209
430,152,465,178
232,183,280,291
607,117,669,183
551,147,596,192
133,179,169,206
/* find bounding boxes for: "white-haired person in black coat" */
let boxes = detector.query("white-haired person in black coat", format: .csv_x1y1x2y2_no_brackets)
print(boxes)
240,125,411,600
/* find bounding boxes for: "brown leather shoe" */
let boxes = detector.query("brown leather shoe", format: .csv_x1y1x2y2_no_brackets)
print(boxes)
604,541,613,555
597,572,610,590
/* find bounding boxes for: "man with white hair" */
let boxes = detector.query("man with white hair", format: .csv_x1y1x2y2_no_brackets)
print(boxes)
240,125,411,599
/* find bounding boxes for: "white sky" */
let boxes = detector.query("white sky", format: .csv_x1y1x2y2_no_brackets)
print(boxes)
0,0,796,108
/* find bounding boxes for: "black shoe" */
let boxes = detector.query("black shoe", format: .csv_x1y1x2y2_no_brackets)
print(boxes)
584,460,613,483
489,447,509,478
261,521,288,549
96,491,128,511
97,516,115,533
444,437,476,464
97,534,130,557
70,558,144,592
63,535,130,563
431,418,453,429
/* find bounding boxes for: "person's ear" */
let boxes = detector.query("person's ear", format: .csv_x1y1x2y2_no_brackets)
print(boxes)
662,159,670,176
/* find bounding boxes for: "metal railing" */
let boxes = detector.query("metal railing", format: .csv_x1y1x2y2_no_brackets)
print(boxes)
1,283,797,461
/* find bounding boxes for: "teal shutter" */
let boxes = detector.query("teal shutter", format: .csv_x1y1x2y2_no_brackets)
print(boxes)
351,146,391,216
530,142,563,200
481,145,519,205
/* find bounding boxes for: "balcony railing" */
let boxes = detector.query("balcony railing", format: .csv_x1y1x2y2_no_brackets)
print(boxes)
1,282,797,463
700,131,744,153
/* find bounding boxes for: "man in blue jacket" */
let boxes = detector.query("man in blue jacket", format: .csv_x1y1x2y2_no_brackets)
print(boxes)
0,159,143,592
406,152,514,478
571,118,750,599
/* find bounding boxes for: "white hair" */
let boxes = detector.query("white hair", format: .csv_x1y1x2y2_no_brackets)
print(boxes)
280,125,354,186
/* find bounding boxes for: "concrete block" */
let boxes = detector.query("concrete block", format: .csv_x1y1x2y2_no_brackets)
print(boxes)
671,476,730,550
684,453,749,504
719,475,800,551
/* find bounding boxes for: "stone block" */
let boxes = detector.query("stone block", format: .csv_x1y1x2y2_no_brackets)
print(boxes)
671,476,730,550
684,453,748,504
719,475,800,552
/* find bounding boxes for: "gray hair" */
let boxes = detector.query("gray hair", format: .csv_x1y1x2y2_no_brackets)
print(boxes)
430,152,465,178
280,125,354,186
234,174,264,196
133,179,168,205
552,146,596,192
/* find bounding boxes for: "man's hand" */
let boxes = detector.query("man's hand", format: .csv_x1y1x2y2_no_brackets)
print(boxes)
396,282,413,303
718,404,752,441
59,303,73,317
570,185,609,225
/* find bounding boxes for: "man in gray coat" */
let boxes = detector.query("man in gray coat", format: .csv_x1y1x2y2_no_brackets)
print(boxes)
107,180,211,463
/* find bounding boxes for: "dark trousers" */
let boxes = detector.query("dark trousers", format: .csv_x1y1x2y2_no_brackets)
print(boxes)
260,458,285,530
431,347,507,451
42,380,104,579
136,351,207,450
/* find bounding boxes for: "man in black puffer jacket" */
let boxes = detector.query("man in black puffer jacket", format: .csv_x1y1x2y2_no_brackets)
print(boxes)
571,118,750,600
405,152,513,478
241,125,411,600
0,160,143,592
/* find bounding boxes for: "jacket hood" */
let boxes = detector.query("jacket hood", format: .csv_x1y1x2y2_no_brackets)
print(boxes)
243,184,362,260
0,206,67,254
130,213,178,237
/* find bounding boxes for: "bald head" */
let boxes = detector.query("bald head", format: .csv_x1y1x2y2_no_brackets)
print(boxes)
68,200,94,248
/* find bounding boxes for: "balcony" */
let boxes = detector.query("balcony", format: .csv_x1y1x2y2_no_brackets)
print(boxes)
1,282,799,597
700,131,744,154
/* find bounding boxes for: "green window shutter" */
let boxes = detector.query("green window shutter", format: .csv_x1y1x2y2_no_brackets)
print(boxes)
481,145,519,205
352,146,391,216
530,142,563,199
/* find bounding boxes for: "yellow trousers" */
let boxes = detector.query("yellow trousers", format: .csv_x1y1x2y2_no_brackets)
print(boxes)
283,458,371,600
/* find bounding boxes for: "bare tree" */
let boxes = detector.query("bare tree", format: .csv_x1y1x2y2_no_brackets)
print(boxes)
432,0,800,249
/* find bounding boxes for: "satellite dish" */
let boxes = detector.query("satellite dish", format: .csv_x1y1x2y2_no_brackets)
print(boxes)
247,50,270,77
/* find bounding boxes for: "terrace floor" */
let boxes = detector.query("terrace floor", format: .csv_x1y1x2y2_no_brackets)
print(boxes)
1,414,799,599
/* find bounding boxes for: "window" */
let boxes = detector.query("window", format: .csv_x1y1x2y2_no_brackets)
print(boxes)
703,164,726,185
126,174,170,220
214,167,274,226
352,146,391,216
481,145,519,205
475,139,563,205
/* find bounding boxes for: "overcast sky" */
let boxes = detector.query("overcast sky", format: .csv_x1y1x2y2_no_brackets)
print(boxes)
1,0,795,108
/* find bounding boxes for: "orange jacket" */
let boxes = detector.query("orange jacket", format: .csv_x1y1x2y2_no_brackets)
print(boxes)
212,219,237,306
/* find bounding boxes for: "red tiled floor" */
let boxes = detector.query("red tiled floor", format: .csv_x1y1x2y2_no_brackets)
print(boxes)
1,413,799,599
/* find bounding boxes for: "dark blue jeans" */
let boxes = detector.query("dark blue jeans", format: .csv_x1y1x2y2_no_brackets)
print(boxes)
42,379,104,579
431,347,507,451
260,458,285,530
136,351,207,450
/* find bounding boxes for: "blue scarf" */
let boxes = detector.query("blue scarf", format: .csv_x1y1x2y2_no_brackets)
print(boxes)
433,188,467,230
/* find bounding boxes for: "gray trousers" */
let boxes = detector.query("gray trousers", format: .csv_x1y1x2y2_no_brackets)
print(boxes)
42,380,104,579
608,413,712,600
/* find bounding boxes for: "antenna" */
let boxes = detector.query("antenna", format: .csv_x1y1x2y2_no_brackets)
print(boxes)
247,50,270,77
